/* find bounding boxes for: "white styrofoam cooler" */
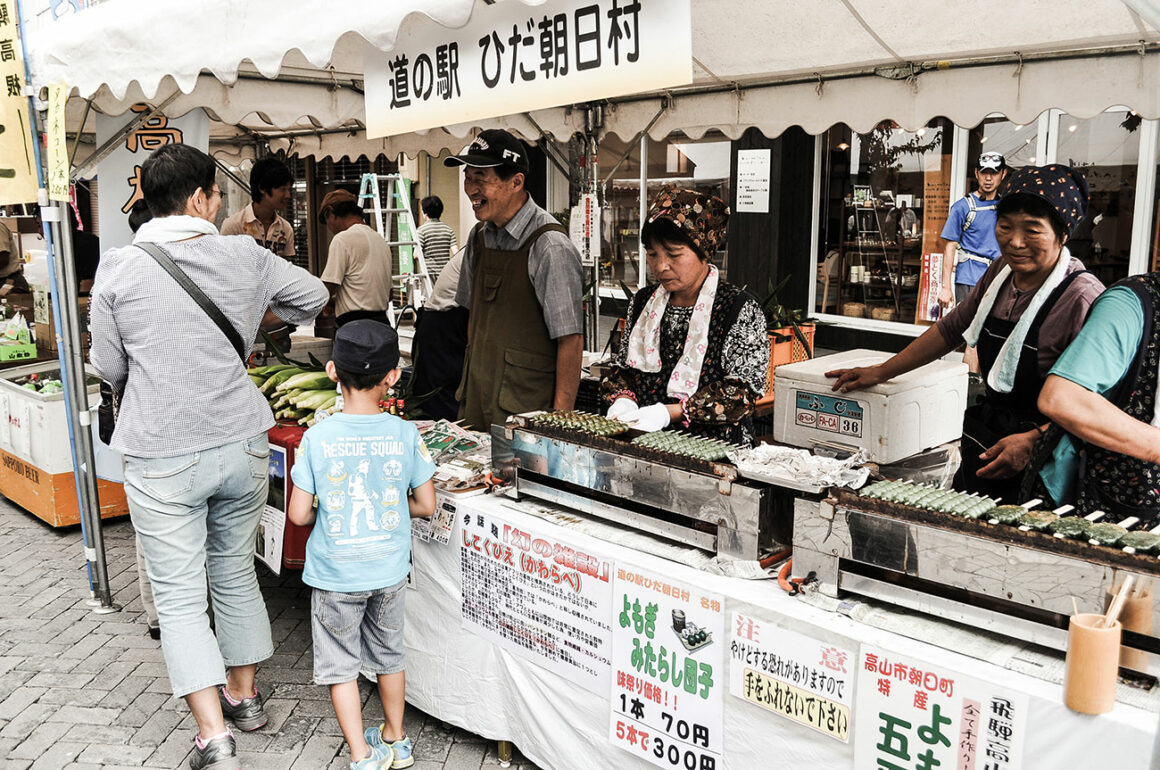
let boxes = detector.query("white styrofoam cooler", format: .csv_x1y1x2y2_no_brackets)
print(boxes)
0,361,101,474
773,349,968,464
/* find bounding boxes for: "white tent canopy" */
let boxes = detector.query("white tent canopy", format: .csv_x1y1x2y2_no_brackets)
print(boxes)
24,0,1160,159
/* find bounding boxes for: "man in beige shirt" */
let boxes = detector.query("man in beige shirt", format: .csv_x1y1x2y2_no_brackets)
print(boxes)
318,189,392,326
221,158,296,258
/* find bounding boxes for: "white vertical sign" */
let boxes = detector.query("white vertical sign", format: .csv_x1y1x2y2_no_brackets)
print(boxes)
96,107,209,253
735,149,771,213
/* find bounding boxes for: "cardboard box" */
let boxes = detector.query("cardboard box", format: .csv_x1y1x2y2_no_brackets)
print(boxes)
33,295,88,353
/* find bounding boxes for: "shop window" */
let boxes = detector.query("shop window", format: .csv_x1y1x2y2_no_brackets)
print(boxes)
1055,108,1140,285
963,115,1041,181
816,119,954,324
601,133,731,293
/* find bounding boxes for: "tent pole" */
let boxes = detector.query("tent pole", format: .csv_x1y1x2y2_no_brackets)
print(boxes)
16,0,115,611
47,207,114,611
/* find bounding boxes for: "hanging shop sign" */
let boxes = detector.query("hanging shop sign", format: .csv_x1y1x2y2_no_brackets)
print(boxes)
0,0,35,206
855,645,1028,770
45,82,68,202
609,565,724,770
364,0,692,139
735,149,771,214
459,500,614,694
728,612,855,742
95,105,208,254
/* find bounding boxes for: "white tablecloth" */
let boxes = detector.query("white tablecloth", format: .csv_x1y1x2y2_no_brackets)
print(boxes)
402,493,1157,769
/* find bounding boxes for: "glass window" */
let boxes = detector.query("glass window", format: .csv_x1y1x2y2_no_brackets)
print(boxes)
962,115,1041,188
816,118,954,323
602,133,732,292
1055,108,1141,285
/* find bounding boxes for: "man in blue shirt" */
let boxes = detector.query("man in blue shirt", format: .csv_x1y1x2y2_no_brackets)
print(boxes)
939,152,1009,309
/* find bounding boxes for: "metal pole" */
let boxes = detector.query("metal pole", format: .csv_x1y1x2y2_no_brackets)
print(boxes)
17,0,115,611
638,133,648,288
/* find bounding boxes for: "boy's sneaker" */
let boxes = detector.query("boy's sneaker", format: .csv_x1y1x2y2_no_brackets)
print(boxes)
189,731,239,770
218,684,270,731
364,725,414,769
350,743,392,770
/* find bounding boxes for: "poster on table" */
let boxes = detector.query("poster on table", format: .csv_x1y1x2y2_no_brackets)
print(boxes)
855,645,1028,770
412,493,457,544
735,149,771,213
364,0,692,138
255,444,287,574
95,106,209,254
609,565,724,770
728,612,855,742
459,501,613,694
0,0,36,206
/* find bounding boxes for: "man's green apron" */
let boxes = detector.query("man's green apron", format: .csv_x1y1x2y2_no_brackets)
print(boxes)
456,222,566,431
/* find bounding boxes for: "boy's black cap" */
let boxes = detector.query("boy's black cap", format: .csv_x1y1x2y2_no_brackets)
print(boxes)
333,320,399,376
443,129,530,175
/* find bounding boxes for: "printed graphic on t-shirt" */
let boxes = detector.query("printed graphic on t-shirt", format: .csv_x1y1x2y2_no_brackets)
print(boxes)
316,436,410,550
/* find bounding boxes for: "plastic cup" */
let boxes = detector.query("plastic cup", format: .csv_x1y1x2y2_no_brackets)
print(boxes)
1064,613,1122,714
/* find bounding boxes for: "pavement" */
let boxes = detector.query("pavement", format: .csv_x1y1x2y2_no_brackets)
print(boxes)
0,497,543,770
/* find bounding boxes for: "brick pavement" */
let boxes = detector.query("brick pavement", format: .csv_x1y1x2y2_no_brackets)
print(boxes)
0,498,542,770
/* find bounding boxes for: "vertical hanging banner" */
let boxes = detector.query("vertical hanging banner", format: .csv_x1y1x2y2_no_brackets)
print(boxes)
609,565,724,770
45,83,68,202
0,0,36,206
95,106,208,253
855,645,1029,770
459,502,614,694
728,612,855,742
364,0,692,139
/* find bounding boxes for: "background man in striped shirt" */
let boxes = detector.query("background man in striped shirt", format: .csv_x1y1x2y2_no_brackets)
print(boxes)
416,195,456,282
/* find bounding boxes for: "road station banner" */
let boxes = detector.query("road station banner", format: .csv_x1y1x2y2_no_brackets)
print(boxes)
0,0,36,206
364,0,692,139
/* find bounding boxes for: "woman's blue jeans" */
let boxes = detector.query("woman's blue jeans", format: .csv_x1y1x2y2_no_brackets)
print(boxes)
124,433,274,698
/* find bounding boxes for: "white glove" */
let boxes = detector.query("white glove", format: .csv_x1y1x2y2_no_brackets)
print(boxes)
607,397,638,420
629,402,672,432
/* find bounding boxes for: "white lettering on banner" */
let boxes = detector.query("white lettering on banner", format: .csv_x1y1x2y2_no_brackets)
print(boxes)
854,645,1028,770
364,0,692,139
459,502,613,694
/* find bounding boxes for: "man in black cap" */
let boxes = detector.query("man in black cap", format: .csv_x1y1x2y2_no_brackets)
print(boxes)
445,129,584,431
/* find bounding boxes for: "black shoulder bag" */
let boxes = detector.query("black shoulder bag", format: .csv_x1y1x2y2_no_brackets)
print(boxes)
97,242,246,443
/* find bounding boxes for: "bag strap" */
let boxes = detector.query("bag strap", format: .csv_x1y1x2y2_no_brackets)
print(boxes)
962,194,978,236
136,242,246,362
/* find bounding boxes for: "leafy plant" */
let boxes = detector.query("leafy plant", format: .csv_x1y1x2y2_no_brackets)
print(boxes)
759,274,815,356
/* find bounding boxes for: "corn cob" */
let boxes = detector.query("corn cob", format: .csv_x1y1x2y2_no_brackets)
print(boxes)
260,368,306,394
276,371,333,393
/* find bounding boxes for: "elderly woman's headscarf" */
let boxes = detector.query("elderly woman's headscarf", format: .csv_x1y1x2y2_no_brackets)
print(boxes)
1000,164,1090,235
646,187,730,257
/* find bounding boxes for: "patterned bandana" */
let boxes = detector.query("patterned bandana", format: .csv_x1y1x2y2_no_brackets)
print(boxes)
646,186,729,256
1001,164,1089,235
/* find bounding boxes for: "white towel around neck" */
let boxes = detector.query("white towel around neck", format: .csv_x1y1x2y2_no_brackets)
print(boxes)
133,215,218,244
962,247,1073,394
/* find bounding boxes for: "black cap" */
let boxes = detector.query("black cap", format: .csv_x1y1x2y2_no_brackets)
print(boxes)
333,320,399,377
443,129,530,175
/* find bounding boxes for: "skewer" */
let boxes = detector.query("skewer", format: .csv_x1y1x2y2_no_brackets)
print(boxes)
1072,596,1080,616
1101,575,1135,628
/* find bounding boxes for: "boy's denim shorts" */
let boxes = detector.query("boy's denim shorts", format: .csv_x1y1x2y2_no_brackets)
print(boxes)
311,579,407,685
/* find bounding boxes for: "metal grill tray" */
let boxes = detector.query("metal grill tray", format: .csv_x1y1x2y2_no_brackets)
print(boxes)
513,415,738,481
831,489,1160,574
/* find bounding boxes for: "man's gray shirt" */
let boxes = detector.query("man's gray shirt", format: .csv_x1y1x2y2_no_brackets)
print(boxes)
454,195,584,339
90,234,328,458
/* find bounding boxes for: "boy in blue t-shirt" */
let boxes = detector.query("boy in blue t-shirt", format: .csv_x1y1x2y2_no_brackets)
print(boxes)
288,320,436,770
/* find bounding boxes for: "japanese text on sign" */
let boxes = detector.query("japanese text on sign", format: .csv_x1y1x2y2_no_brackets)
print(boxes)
0,0,35,206
364,0,691,138
459,503,613,694
855,646,1028,770
728,613,854,742
610,566,724,770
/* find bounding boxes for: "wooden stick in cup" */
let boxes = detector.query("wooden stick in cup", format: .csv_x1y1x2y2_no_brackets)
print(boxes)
1102,576,1135,628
